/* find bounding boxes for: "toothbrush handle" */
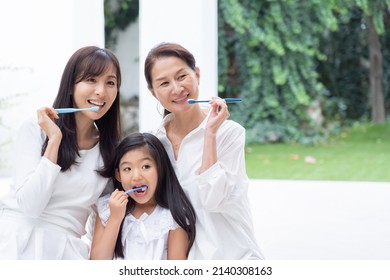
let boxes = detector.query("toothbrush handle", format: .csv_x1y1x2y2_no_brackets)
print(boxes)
103,187,144,202
55,107,97,114
195,100,209,103
224,98,242,103
55,108,77,113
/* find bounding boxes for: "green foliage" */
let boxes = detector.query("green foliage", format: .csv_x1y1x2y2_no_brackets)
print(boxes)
354,0,390,33
104,0,139,49
218,0,347,144
218,0,389,144
381,12,390,115
317,7,369,121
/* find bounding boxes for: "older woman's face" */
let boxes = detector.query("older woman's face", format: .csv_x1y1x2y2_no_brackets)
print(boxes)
149,56,200,114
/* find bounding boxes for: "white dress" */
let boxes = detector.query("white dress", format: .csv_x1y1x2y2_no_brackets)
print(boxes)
97,196,179,260
0,118,108,259
153,105,264,260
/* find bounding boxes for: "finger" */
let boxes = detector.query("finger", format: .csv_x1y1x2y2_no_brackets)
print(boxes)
120,197,128,205
38,107,59,120
48,107,60,119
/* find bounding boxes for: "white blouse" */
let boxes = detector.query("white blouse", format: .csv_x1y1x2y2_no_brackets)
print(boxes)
97,197,179,260
0,118,108,259
153,105,264,260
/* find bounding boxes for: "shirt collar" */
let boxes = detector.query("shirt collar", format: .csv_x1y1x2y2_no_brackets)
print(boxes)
155,104,211,137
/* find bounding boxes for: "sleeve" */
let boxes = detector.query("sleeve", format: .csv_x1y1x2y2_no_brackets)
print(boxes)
12,119,61,218
96,195,111,226
196,122,249,212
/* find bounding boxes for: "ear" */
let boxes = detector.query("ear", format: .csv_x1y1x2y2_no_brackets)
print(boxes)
114,168,122,182
148,86,157,98
195,67,200,85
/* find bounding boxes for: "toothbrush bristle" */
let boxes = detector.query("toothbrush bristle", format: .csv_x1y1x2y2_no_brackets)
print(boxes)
91,106,99,111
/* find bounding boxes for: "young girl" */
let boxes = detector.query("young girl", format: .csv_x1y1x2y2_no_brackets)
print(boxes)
0,46,122,259
90,132,196,260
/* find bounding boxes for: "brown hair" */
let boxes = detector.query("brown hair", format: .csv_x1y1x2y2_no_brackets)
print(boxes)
42,46,122,172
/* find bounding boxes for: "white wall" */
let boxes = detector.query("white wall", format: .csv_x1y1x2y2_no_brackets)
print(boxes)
138,0,218,132
0,0,104,176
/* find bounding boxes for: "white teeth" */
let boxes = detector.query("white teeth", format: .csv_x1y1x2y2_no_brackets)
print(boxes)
174,97,187,103
88,100,104,106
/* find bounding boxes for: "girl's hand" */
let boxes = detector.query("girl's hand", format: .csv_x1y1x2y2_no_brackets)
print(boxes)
108,189,128,220
206,96,230,134
37,106,62,142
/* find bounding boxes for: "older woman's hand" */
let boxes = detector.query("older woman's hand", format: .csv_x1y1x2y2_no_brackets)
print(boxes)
206,96,230,134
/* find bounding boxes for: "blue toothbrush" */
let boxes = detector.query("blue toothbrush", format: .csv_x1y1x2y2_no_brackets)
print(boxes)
188,98,242,104
55,106,99,114
103,185,147,202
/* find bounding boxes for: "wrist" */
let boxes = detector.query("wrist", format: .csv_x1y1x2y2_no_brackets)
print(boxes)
48,135,62,145
204,129,217,139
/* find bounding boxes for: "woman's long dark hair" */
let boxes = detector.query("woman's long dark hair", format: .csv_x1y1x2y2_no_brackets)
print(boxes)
100,132,196,259
41,46,122,171
144,42,197,117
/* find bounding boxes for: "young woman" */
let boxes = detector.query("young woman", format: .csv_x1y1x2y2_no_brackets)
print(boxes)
144,42,264,259
0,46,122,259
90,132,196,260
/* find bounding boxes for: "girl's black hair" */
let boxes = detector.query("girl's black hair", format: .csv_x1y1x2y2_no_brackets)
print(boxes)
41,46,122,171
100,132,196,259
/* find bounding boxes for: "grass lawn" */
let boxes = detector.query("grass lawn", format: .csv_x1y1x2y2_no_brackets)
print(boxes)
245,122,390,182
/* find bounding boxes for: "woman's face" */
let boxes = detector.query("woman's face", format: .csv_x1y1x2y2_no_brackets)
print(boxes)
149,56,200,114
115,147,158,207
72,64,118,121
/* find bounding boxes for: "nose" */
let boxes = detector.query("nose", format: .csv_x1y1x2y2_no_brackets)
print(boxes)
95,82,105,96
171,81,182,94
132,168,143,182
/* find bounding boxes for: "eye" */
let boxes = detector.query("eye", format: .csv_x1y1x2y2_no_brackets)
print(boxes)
122,167,131,172
86,77,96,82
142,164,151,170
178,74,187,81
107,80,116,86
159,81,169,87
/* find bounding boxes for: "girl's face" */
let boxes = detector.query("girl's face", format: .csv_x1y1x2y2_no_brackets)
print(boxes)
115,146,158,206
150,56,200,115
73,64,118,121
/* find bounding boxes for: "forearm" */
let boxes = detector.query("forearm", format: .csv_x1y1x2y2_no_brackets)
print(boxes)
197,126,248,211
43,137,62,164
199,130,217,174
12,119,62,216
90,218,122,260
15,157,61,217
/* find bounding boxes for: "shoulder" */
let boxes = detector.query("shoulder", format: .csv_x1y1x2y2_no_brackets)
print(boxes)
223,119,244,131
151,206,180,231
219,119,245,138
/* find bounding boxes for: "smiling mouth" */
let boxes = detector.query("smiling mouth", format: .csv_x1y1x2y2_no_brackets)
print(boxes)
88,100,105,107
172,95,189,103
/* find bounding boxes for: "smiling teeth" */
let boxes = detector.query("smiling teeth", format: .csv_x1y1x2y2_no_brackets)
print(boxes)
89,100,104,106
174,97,187,102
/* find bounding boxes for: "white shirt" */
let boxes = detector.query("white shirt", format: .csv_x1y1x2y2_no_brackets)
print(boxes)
153,105,264,260
0,118,108,259
97,198,179,260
